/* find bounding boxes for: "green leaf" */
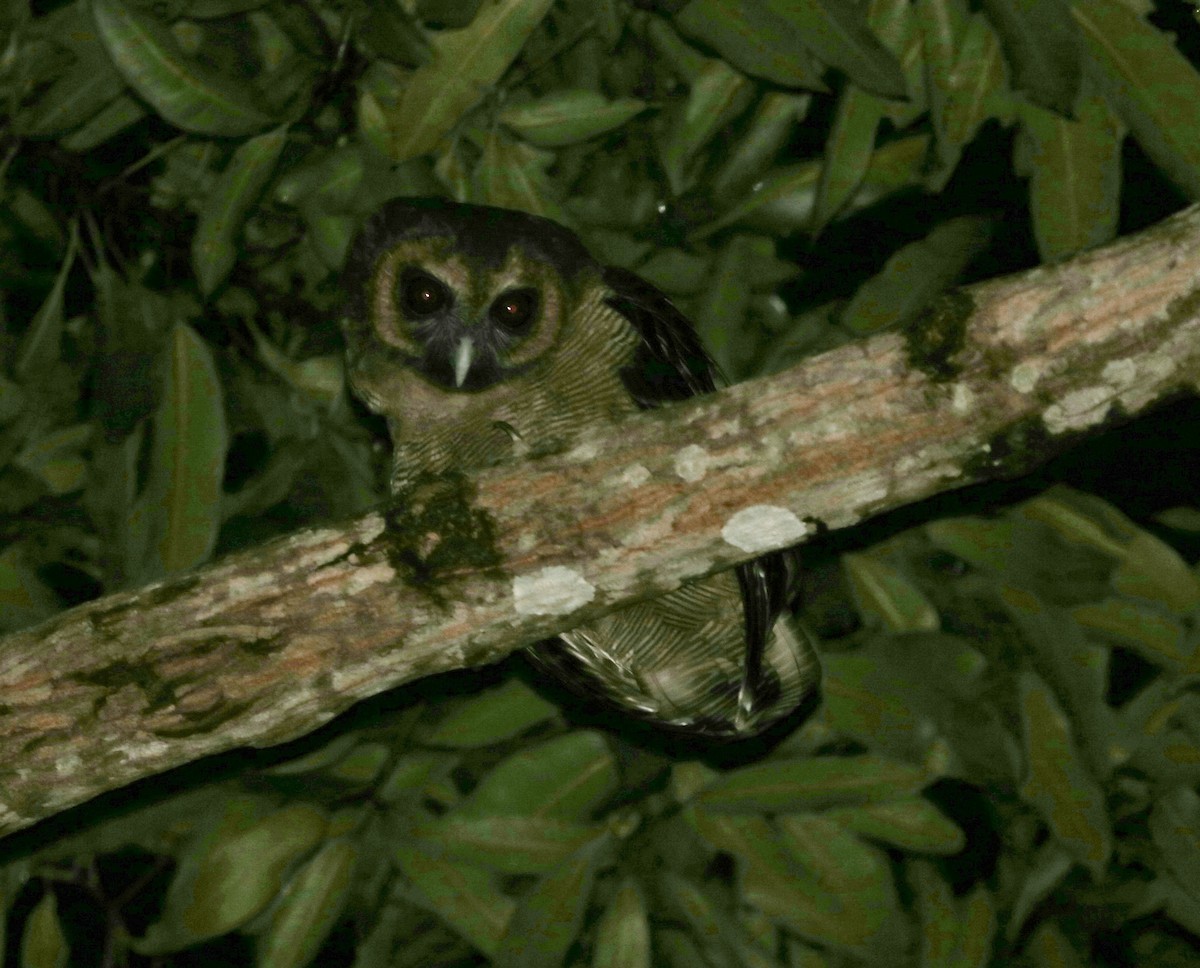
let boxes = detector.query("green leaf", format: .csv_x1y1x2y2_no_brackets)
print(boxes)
1017,669,1112,874
471,128,567,222
1018,95,1121,262
1005,841,1073,941
696,134,930,239
1148,786,1200,902
14,424,91,496
592,877,651,968
370,0,555,160
0,545,61,632
825,797,966,854
675,0,905,97
458,731,618,820
737,822,882,952
18,45,125,138
915,0,971,174
493,837,604,968
92,0,279,135
393,844,514,956
711,91,811,199
422,678,558,747
142,804,328,952
843,553,940,633
812,84,884,232
980,0,1082,114
500,90,648,147
911,861,996,968
1021,488,1200,613
414,815,601,874
1025,922,1086,968
942,14,1009,149
274,145,366,209
128,323,227,581
14,226,78,382
840,215,992,334
258,840,356,968
691,234,758,378
21,891,69,968
60,93,147,151
697,754,928,813
925,516,1018,574
193,126,289,296
660,58,754,194
1072,0,1200,198
1070,598,1187,671
775,815,900,946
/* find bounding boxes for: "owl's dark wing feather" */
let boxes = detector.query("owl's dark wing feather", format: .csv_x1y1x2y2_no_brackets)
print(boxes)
602,265,803,723
603,265,718,405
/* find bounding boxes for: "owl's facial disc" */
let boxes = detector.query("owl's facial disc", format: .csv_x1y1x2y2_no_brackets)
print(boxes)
393,265,545,392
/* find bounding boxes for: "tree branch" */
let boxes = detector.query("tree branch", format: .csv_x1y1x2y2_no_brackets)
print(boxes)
2,205,1200,838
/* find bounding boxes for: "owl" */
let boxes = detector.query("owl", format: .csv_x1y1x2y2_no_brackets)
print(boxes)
341,197,819,737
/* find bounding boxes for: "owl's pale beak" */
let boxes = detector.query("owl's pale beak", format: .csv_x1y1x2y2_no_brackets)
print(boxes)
453,336,474,388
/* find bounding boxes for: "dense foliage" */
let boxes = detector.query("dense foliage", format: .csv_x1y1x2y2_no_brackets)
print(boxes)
1,0,1199,965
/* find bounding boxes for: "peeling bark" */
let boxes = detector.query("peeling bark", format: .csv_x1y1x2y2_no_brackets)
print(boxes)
2,205,1200,838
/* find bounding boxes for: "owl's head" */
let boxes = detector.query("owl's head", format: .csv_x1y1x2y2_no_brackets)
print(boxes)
342,197,598,400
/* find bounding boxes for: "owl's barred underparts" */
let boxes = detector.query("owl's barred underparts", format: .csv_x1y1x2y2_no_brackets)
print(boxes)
342,197,819,737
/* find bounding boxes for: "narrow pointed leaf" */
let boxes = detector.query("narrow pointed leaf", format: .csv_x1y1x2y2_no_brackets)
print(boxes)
376,0,554,160
393,846,514,956
812,85,883,232
500,90,648,147
258,840,356,968
458,731,617,820
676,0,905,97
843,553,940,632
980,0,1081,114
14,227,78,382
193,125,289,296
93,0,278,135
60,94,146,151
494,838,604,968
1073,0,1200,198
414,816,601,874
21,891,69,968
1018,670,1111,873
825,798,966,854
592,878,651,968
423,678,557,747
697,754,928,813
130,323,227,580
1019,96,1121,262
840,215,992,334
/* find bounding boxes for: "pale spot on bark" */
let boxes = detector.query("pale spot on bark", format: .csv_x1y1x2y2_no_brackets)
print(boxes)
707,417,742,439
566,440,600,462
1102,358,1137,389
952,383,975,413
341,562,397,595
55,754,81,776
616,463,651,487
513,567,596,615
1010,361,1042,394
722,505,810,553
1043,387,1112,434
674,444,710,482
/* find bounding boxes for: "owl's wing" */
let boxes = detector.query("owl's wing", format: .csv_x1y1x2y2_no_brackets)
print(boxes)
602,265,804,723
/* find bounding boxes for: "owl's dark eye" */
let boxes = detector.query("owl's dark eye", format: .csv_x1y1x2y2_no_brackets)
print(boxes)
489,288,538,335
399,268,450,317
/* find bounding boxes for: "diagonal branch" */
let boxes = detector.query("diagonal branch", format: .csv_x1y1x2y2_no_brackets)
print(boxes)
2,205,1200,838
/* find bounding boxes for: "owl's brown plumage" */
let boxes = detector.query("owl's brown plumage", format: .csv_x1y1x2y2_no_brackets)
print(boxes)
342,197,819,737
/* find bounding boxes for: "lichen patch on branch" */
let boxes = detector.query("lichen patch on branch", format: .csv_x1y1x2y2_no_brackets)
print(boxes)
512,566,596,615
721,505,810,553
